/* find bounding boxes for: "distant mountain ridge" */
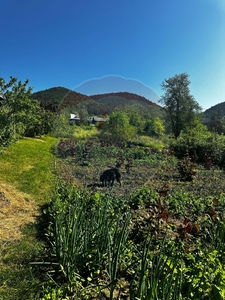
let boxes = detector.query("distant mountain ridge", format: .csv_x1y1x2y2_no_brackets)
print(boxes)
90,91,158,107
32,86,225,116
32,87,163,113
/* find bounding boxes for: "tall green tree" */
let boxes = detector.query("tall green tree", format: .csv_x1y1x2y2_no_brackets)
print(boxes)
160,73,202,138
101,111,137,141
0,76,53,145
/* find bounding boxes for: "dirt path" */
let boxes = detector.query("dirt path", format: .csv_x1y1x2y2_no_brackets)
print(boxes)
0,183,38,242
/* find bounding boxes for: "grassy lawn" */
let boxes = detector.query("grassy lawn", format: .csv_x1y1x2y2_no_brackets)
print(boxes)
0,136,58,202
0,136,58,300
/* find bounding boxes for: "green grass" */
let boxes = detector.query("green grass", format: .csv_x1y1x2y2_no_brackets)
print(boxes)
73,125,99,139
0,136,58,300
133,135,165,149
0,136,58,202
0,228,44,300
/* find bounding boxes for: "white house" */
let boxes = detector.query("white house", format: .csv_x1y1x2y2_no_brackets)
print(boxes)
69,113,80,124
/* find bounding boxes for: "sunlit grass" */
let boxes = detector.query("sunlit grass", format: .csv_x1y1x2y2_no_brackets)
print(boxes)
0,136,58,300
73,125,99,139
0,136,58,202
133,135,165,150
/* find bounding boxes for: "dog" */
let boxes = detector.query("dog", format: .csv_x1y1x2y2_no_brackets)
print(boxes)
100,168,121,187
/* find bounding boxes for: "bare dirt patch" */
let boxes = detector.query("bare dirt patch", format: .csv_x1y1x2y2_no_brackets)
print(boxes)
0,183,38,242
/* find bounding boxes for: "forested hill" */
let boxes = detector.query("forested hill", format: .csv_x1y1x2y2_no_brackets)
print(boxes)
204,102,225,118
32,87,95,111
32,87,163,113
90,92,157,107
32,87,70,111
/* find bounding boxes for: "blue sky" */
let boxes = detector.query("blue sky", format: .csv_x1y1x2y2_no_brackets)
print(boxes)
1,0,224,110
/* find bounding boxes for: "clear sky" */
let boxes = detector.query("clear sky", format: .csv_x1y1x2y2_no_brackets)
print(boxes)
1,0,224,110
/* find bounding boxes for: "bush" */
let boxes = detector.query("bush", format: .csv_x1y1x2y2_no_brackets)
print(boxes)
170,131,225,169
50,114,74,138
129,187,159,209
144,117,165,137
177,151,197,181
101,111,137,141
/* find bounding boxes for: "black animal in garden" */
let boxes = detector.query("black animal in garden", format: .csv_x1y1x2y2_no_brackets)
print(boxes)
100,168,121,187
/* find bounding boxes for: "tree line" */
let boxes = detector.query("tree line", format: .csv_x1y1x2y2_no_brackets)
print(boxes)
0,73,223,147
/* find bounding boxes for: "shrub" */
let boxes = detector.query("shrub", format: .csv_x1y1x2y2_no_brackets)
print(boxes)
101,111,137,141
144,117,165,137
50,114,74,138
129,187,159,209
171,131,225,169
177,151,197,181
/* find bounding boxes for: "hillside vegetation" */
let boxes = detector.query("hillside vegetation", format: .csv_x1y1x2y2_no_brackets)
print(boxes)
204,102,225,118
32,87,70,111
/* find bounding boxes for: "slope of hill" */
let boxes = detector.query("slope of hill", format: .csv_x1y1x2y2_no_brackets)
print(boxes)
32,87,164,114
90,91,157,106
32,86,71,111
204,102,225,118
58,90,92,111
88,92,165,116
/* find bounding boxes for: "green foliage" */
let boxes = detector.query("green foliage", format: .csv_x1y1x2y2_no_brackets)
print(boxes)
43,181,225,299
205,110,225,135
24,108,54,137
181,118,211,139
32,86,70,111
182,249,225,299
177,151,197,181
160,73,202,138
119,104,145,132
129,187,159,209
0,76,54,145
132,135,165,149
0,106,14,146
50,113,74,138
204,102,225,134
73,125,98,139
131,239,184,300
45,181,132,296
171,130,225,169
3,134,225,299
101,111,137,141
144,117,165,137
